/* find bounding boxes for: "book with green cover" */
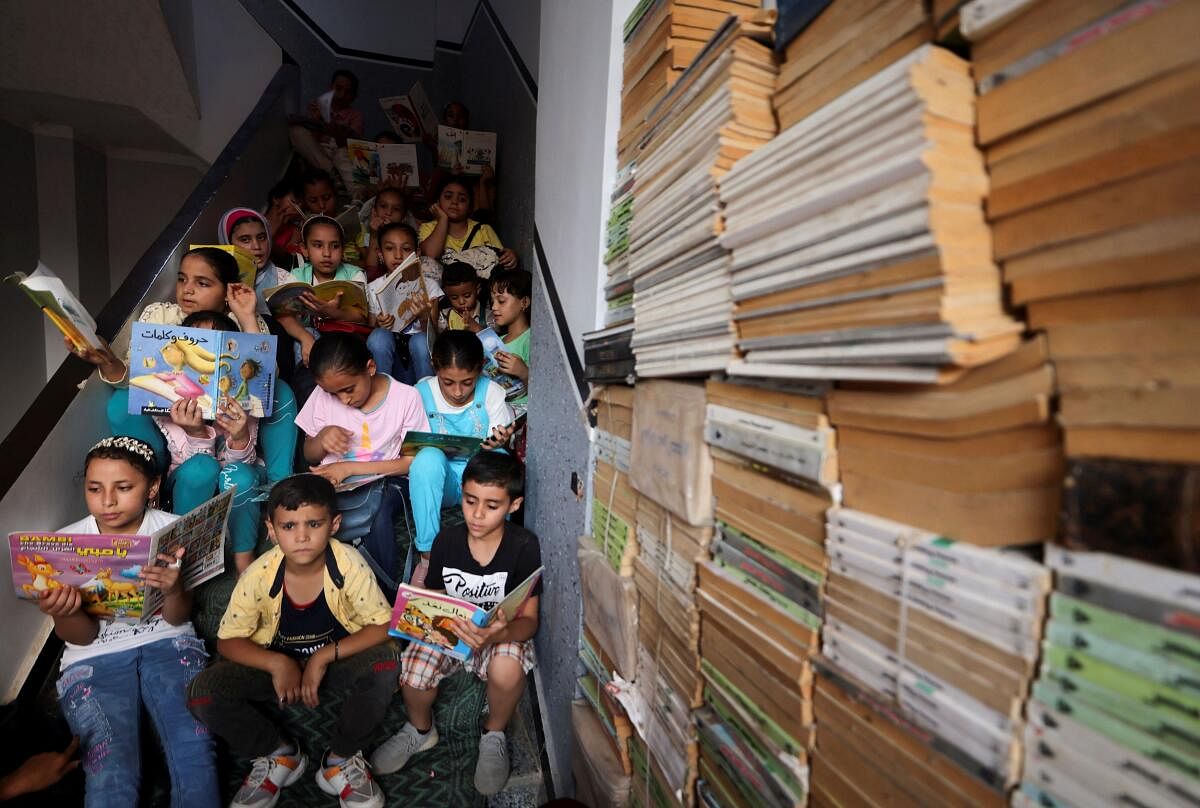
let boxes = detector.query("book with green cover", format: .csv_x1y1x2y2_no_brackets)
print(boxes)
1050,592,1200,674
1045,621,1200,697
1041,644,1200,723
398,431,483,460
713,522,822,617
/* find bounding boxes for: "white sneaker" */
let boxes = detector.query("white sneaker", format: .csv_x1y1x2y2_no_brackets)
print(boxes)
474,731,510,795
315,750,385,808
230,747,307,808
370,721,439,775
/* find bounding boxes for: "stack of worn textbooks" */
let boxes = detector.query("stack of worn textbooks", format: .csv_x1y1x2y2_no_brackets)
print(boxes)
605,161,636,328
772,0,931,131
627,16,777,377
628,380,714,806
1014,547,1200,808
590,385,639,576
619,0,763,164
827,337,1062,546
816,506,1051,802
967,0,1200,465
720,44,1021,383
585,323,636,385
697,377,834,807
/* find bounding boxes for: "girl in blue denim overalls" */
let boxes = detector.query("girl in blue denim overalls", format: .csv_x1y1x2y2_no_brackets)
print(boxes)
409,331,515,586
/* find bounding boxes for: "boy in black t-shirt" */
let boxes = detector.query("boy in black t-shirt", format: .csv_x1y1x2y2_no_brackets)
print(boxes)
372,451,542,795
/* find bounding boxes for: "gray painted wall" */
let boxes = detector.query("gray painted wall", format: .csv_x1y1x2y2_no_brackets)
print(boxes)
0,121,46,436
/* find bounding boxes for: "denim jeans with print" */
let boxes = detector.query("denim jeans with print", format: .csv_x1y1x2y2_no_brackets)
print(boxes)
56,634,219,808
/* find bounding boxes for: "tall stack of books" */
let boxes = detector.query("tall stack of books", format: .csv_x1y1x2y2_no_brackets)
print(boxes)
619,0,763,166
827,337,1062,546
1015,547,1200,807
628,380,715,806
817,506,1051,799
589,385,639,577
967,0,1200,466
772,0,930,131
696,378,834,806
627,17,777,377
720,44,1021,383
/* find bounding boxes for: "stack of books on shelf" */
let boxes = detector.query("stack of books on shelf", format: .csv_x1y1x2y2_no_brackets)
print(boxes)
696,377,834,807
817,506,1051,802
827,337,1063,546
606,161,636,328
627,16,777,377
720,44,1021,384
967,0,1200,466
628,380,715,806
1014,546,1200,808
772,0,931,131
619,0,763,165
572,698,632,808
589,385,639,577
584,323,636,385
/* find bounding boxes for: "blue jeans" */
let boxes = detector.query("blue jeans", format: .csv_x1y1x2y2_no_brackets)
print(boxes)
106,382,297,484
410,447,467,554
336,477,409,595
170,456,266,554
57,634,218,808
366,329,433,385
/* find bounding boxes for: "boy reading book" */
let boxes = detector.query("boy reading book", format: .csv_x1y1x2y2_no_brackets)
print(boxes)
187,474,396,808
372,451,540,796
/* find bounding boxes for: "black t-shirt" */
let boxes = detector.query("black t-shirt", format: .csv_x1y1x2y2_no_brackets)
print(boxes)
270,586,349,661
428,523,544,612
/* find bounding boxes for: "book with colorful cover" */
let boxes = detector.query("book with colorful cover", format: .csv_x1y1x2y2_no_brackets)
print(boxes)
478,327,527,401
127,324,277,419
188,244,257,288
368,253,433,332
263,279,370,321
5,262,101,352
379,81,439,143
399,431,484,460
388,566,543,660
347,140,420,199
9,488,232,623
437,126,497,175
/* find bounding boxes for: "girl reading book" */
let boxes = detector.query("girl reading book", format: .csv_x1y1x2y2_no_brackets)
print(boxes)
408,331,516,587
73,247,298,488
38,436,217,807
366,222,441,386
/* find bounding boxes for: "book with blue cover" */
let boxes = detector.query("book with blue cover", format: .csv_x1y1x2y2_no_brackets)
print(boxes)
127,323,277,419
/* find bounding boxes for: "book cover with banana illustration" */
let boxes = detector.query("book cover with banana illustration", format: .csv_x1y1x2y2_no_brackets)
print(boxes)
127,324,277,419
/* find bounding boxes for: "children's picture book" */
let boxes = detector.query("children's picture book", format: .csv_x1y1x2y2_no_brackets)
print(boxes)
189,244,257,287
9,488,233,623
369,253,433,332
127,324,277,419
379,81,439,143
388,566,544,660
346,141,420,199
437,126,498,175
399,431,484,460
263,279,369,321
5,263,101,352
335,473,384,493
478,327,527,401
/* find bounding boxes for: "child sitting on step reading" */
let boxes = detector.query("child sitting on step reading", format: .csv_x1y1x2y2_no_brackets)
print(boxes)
187,474,396,808
373,451,541,797
44,436,218,808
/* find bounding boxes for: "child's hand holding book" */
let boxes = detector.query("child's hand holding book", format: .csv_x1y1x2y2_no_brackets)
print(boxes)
66,335,126,382
139,547,186,598
451,608,509,652
38,585,84,618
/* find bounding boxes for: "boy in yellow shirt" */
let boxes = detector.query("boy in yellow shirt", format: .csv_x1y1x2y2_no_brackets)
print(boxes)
187,474,396,808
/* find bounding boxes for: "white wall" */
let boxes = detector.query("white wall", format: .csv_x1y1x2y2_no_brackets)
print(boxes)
491,0,541,77
534,0,635,351
292,0,438,61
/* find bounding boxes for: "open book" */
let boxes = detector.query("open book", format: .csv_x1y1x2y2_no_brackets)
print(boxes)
368,253,435,332
263,279,369,320
437,126,497,175
9,488,233,624
347,140,421,199
388,566,543,660
5,263,101,352
379,81,439,143
128,324,277,419
478,327,527,401
399,431,485,460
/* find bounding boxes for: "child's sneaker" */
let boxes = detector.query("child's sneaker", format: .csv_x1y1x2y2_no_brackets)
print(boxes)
231,747,307,808
474,730,509,795
370,721,439,774
315,751,385,808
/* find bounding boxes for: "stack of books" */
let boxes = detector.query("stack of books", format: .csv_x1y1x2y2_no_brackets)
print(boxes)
818,506,1051,796
967,0,1200,465
572,698,632,808
696,377,834,806
619,0,763,165
584,323,636,385
628,380,715,806
590,385,640,576
827,337,1063,546
605,161,636,328
771,0,930,131
578,628,636,776
627,16,777,377
1014,547,1200,807
719,44,1021,384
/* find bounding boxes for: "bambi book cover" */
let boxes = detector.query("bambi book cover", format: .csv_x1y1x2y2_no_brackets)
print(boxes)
127,323,277,419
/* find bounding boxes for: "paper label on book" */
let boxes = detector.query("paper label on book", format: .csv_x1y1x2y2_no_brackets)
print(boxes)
705,404,831,484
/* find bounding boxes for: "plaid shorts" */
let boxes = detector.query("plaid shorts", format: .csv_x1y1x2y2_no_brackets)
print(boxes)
400,639,536,690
